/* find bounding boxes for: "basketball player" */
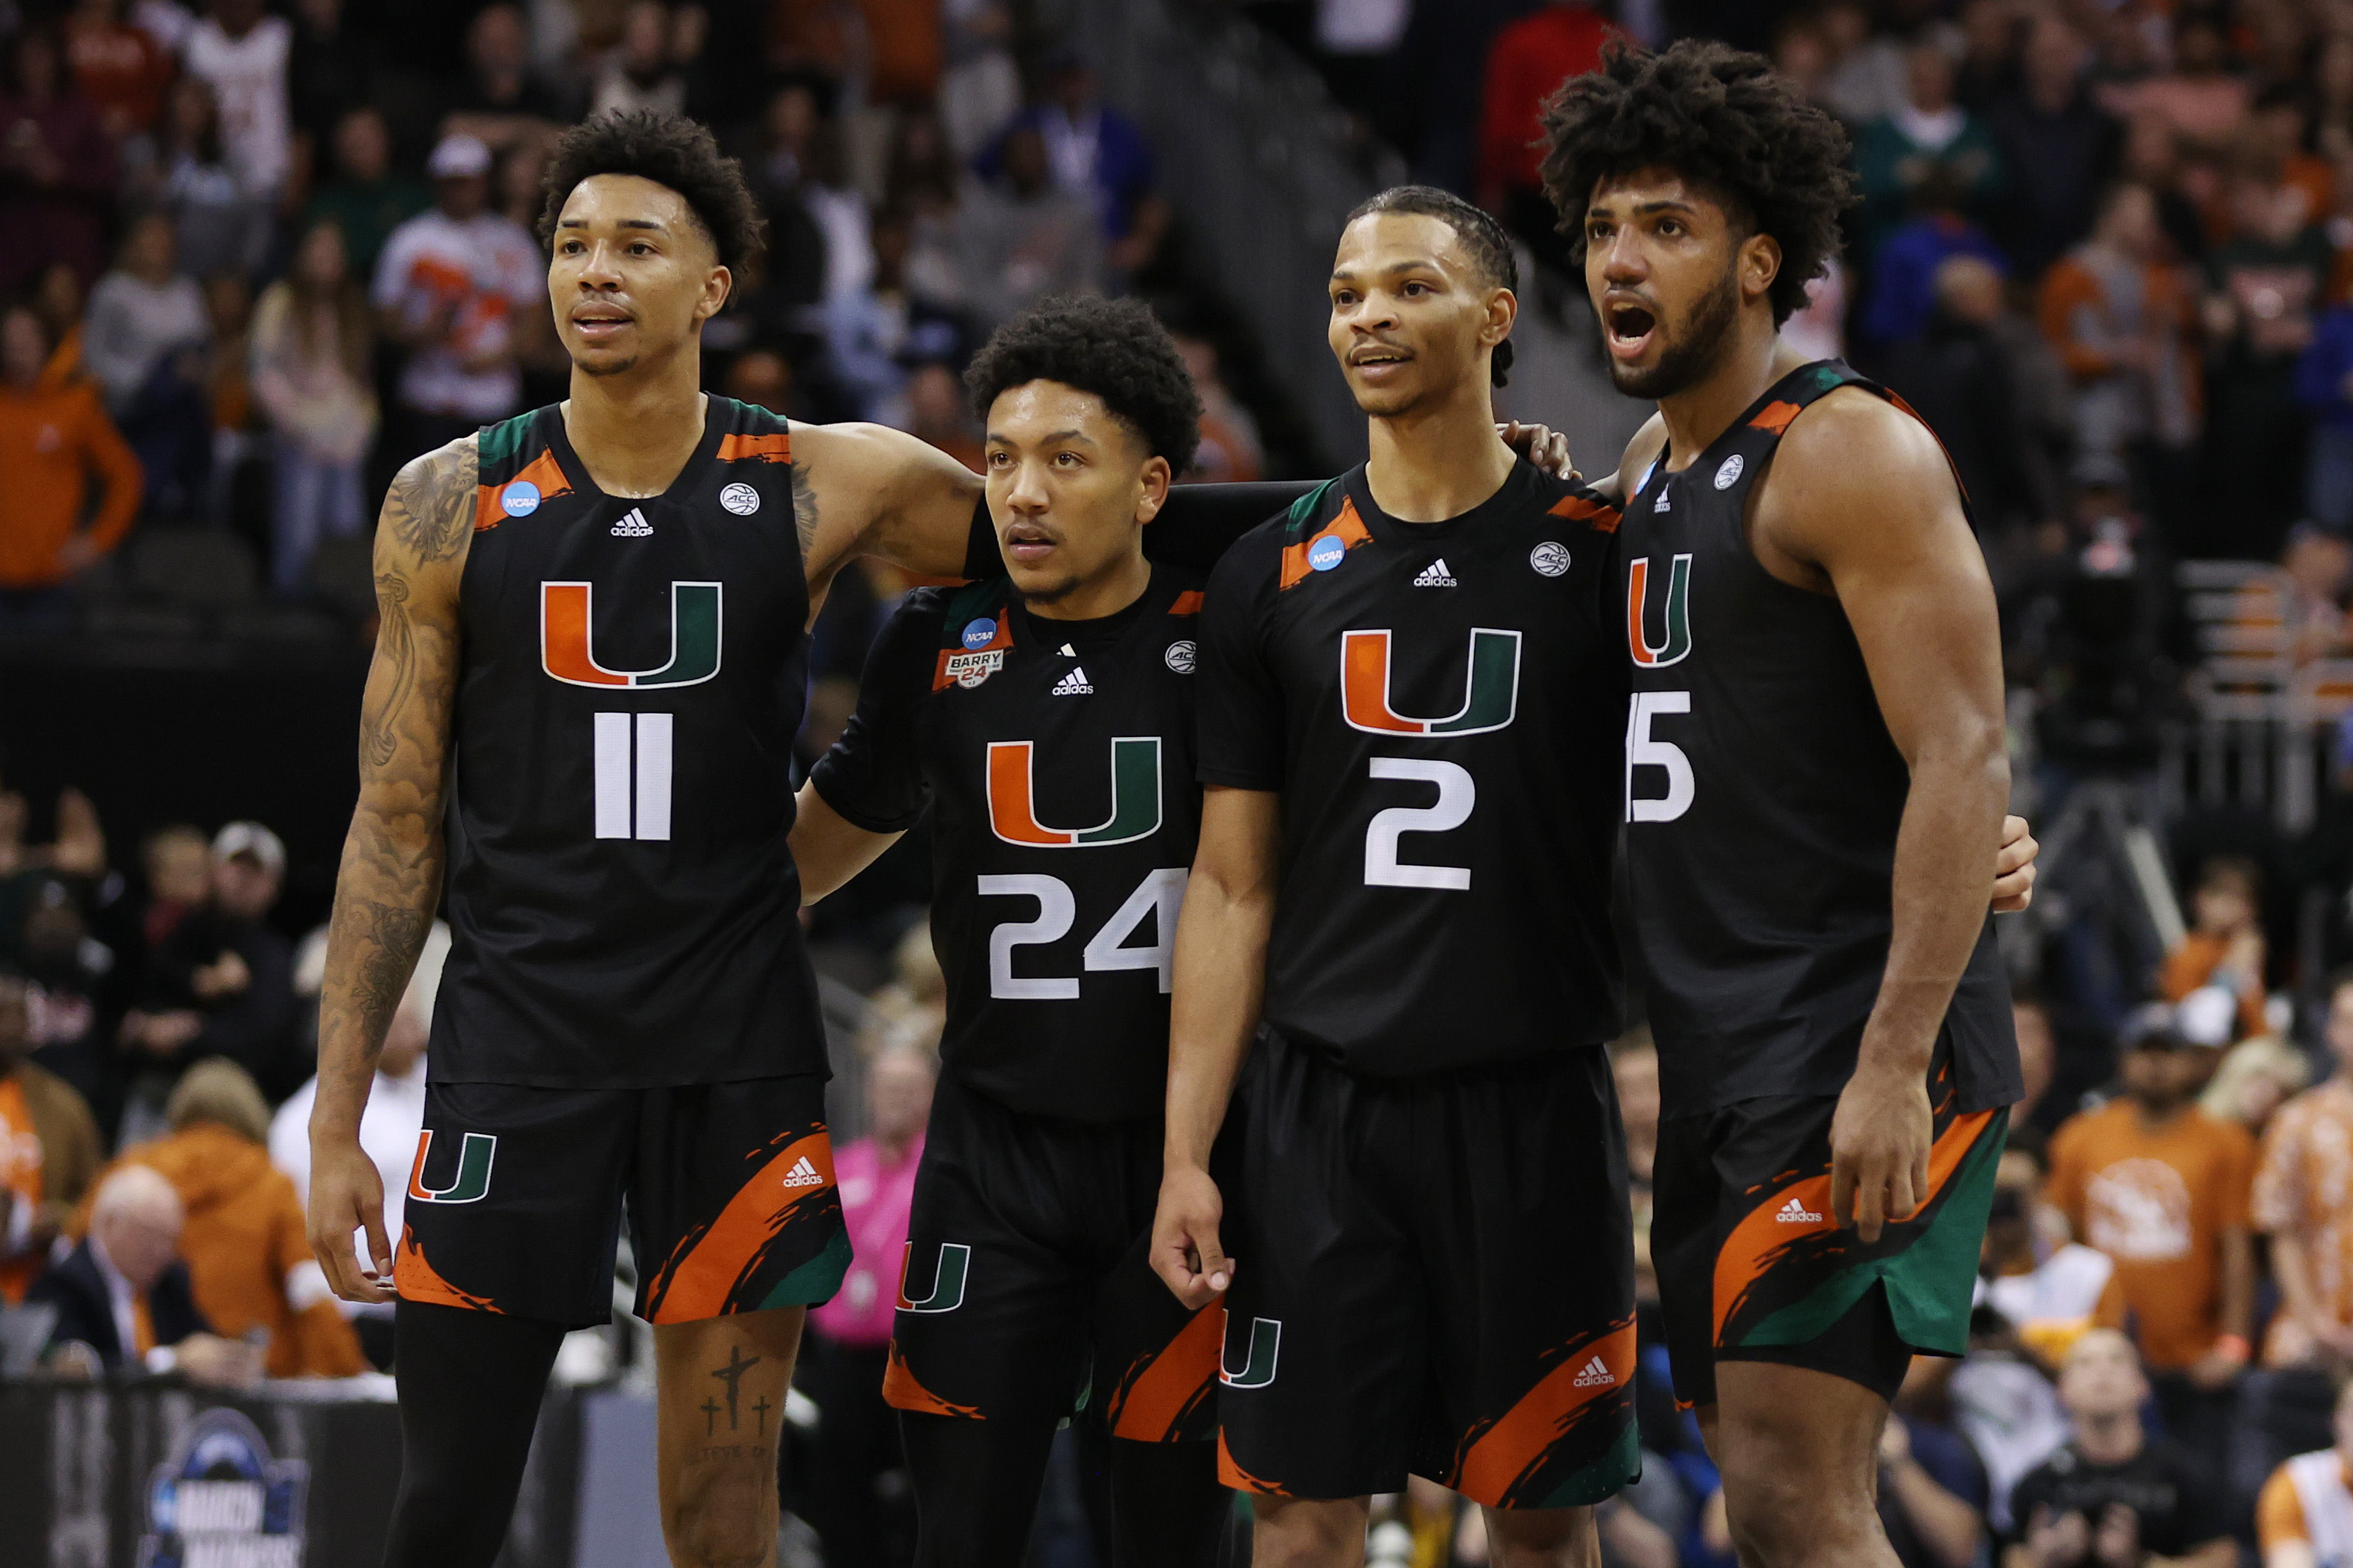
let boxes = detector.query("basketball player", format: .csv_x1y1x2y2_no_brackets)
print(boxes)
788,296,1229,1568
304,113,1324,1568
1543,41,2023,1568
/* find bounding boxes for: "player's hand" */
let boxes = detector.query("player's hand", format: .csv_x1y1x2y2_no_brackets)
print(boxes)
1498,420,1579,482
1993,813,2037,912
1828,1060,1930,1245
1151,1163,1235,1310
308,1136,395,1305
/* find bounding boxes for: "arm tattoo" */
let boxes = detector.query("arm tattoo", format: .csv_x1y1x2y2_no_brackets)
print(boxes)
362,572,414,771
385,439,478,564
345,900,428,1065
792,457,820,562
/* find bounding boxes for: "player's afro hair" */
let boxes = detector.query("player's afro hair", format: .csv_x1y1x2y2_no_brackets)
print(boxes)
965,295,1202,473
1538,39,1855,327
537,110,766,272
1342,185,1519,387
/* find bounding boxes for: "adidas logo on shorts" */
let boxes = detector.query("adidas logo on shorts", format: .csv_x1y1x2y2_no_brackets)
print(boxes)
610,507,653,537
1571,1355,1615,1389
1413,558,1457,588
1775,1195,1824,1224
780,1156,824,1189
1052,667,1093,696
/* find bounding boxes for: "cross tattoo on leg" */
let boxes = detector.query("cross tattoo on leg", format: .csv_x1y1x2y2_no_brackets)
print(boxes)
752,1395,772,1437
700,1397,722,1437
711,1345,762,1430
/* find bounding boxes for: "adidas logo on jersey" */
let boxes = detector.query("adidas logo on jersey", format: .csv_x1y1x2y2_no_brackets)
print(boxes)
1571,1356,1615,1389
1413,558,1457,588
1052,667,1093,696
610,507,653,538
1775,1195,1824,1224
780,1156,824,1189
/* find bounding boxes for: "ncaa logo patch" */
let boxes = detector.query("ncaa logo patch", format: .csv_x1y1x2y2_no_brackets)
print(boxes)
1307,534,1347,572
501,480,541,516
1714,453,1744,489
719,481,760,516
1529,541,1571,577
1165,640,1197,674
962,618,999,650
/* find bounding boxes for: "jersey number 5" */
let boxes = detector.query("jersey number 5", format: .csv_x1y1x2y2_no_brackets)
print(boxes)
1625,692,1693,822
978,869,1190,1000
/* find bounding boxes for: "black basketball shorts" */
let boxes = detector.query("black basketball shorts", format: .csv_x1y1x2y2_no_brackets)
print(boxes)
394,1076,851,1329
881,1074,1219,1441
1212,1028,1640,1508
1652,1056,2008,1411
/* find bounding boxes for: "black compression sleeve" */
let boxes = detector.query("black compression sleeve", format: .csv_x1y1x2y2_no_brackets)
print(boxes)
901,1409,1062,1568
960,482,1319,580
382,1301,567,1568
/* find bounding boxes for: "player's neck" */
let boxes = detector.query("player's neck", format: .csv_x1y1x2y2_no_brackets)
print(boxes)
561,351,710,498
1361,381,1515,523
1024,550,1151,622
1653,318,1807,473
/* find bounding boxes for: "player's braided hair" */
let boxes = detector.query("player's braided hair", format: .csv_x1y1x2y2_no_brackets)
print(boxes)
536,110,766,271
965,295,1202,473
1343,185,1518,387
1539,39,1855,327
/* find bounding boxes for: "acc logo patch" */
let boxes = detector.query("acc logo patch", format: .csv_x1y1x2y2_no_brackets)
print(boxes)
1164,640,1197,674
1529,541,1571,577
1713,454,1744,489
501,480,541,517
1307,534,1347,572
719,481,760,516
944,650,1003,688
962,618,999,650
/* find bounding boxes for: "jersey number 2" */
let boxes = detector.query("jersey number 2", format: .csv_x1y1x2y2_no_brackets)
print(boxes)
978,869,1189,999
1364,758,1475,890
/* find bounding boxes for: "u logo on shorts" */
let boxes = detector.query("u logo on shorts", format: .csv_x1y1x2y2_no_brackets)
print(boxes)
1219,1315,1281,1388
898,1242,970,1313
406,1131,496,1204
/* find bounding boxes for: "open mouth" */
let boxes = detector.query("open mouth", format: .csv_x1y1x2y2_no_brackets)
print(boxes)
571,307,633,341
1350,344,1411,376
1003,519,1058,564
1605,300,1657,362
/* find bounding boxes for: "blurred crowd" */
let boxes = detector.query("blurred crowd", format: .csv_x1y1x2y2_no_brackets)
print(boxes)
0,0,1273,643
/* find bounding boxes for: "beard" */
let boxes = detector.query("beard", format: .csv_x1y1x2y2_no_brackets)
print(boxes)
1018,572,1080,607
577,353,640,378
1606,263,1741,400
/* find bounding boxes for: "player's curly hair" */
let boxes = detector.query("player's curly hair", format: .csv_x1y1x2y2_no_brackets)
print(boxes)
1343,185,1518,387
536,110,766,271
1538,39,1855,326
964,296,1201,472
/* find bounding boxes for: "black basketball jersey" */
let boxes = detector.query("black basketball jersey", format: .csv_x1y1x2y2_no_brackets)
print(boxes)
811,567,1207,1122
428,397,826,1088
1195,460,1627,1076
1619,360,2018,1113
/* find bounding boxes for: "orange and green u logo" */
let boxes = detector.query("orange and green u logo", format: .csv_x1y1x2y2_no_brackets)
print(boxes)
987,737,1162,847
1341,628,1521,736
1625,555,1692,668
541,580,723,688
407,1130,496,1204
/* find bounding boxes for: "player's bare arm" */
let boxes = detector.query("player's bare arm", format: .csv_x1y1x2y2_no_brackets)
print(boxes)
309,436,476,1303
789,420,984,610
786,784,902,904
1756,390,2008,1243
1153,784,1280,1310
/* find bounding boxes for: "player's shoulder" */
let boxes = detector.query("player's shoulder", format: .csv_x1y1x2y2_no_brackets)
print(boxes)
1522,462,1626,538
1769,382,1947,489
1201,490,1309,599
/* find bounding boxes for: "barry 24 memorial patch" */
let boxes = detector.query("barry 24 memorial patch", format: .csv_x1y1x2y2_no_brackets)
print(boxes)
139,1406,307,1567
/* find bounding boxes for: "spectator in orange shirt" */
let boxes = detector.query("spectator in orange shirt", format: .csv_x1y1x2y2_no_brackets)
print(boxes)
2046,1003,2257,1479
0,301,142,633
2256,1377,2353,1567
2160,856,2270,1043
91,1058,365,1379
1475,1,1612,278
0,972,102,1305
2037,183,2202,472
2253,972,2353,1370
